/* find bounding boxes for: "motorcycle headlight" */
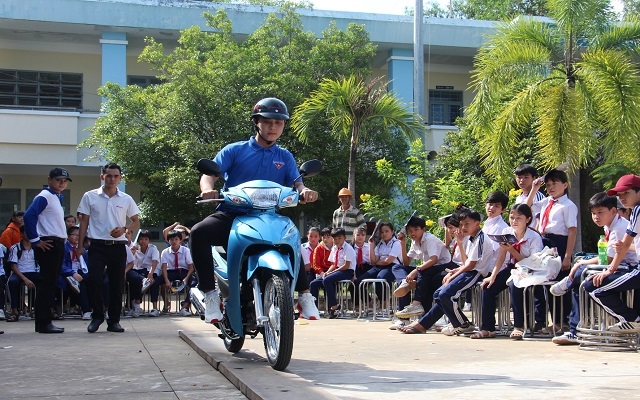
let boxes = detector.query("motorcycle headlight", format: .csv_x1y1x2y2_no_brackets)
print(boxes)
243,188,281,208
227,194,250,206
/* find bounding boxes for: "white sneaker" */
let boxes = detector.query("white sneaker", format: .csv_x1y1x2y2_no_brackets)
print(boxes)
82,312,92,320
434,315,449,327
297,292,320,320
608,320,640,332
66,276,81,294
442,322,475,336
389,318,409,330
179,308,191,317
552,332,579,345
204,290,224,323
462,302,472,312
394,280,416,297
0,309,5,320
395,303,424,318
550,276,571,296
148,309,160,317
141,278,152,294
128,308,140,318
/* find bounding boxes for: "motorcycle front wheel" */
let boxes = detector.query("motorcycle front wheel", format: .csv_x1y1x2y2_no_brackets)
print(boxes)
262,271,294,371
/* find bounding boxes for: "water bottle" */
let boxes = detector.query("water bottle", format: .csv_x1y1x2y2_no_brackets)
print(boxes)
597,235,608,265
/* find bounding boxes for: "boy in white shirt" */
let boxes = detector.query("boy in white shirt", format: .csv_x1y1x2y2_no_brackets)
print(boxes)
551,192,637,344
322,228,356,319
395,216,456,321
584,175,640,332
398,208,494,335
161,230,195,316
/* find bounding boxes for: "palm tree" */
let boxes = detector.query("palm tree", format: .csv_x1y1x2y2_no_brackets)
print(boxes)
291,75,424,205
466,0,640,187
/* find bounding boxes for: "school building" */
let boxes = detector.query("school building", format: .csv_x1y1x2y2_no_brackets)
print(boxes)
0,0,494,231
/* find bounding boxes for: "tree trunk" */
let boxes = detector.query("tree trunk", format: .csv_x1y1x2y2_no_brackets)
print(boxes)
348,125,359,207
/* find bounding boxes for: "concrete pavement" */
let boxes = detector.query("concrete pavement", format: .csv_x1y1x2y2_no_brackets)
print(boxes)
2,314,640,399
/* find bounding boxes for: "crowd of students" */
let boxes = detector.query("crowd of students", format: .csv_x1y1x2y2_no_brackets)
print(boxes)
0,215,197,324
303,165,640,346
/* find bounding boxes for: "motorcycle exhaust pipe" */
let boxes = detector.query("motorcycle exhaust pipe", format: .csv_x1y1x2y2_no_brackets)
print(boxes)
252,278,269,326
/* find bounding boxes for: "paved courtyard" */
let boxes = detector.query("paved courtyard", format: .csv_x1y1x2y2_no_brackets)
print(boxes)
1,314,639,399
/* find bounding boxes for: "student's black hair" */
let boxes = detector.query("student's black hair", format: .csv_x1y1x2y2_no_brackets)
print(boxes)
406,216,426,229
445,215,460,228
588,192,618,210
102,162,122,174
308,226,320,235
509,203,533,224
544,169,569,194
331,227,346,238
66,225,79,236
138,229,152,240
514,164,539,177
167,230,182,240
485,191,509,209
320,227,332,237
64,214,76,222
544,169,568,184
457,208,482,222
379,222,395,234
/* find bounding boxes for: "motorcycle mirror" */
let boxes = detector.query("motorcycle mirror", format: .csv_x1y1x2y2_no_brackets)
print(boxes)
196,158,222,177
298,159,323,178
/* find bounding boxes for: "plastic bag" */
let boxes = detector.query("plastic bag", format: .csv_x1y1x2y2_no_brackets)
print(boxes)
507,246,562,288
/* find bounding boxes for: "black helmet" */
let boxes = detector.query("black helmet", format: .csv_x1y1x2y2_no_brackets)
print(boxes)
250,97,289,120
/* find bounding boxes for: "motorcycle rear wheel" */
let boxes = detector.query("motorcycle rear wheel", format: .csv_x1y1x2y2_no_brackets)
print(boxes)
262,271,294,371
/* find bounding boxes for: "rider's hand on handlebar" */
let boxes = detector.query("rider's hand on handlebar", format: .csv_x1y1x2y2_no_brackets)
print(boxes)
199,189,219,200
299,188,318,203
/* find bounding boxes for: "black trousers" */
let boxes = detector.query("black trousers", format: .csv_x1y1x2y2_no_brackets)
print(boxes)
87,242,126,322
190,211,308,293
34,237,65,328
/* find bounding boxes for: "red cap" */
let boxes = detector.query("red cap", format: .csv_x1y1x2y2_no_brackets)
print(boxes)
607,174,640,196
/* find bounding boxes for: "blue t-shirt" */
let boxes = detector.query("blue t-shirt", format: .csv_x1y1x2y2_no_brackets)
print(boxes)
214,136,302,188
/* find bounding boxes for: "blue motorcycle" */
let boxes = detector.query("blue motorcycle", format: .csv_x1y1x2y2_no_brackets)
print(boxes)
191,158,322,371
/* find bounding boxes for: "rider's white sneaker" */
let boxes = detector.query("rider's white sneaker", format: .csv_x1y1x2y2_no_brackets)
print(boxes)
204,290,224,323
297,292,320,320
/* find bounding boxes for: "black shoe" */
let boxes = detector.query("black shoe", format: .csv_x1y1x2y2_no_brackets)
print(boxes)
329,305,341,319
37,323,65,334
87,319,104,333
106,322,125,333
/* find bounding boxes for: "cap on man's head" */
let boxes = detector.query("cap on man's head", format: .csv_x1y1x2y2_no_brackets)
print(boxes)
338,188,352,197
606,174,640,196
49,167,72,182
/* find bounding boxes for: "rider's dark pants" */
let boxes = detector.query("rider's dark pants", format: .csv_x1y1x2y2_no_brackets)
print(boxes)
190,210,308,293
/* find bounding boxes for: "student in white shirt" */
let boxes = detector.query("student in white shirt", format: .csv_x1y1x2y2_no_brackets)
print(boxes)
322,228,356,319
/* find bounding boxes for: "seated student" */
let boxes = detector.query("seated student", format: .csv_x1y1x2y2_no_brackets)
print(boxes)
5,226,42,322
527,168,578,329
162,222,191,247
311,227,334,279
127,230,161,317
583,175,640,332
397,208,494,335
462,191,509,312
64,214,77,230
354,222,404,312
393,216,456,329
352,226,371,279
161,230,195,316
550,192,637,344
309,228,356,318
477,204,543,339
0,243,7,321
302,227,321,285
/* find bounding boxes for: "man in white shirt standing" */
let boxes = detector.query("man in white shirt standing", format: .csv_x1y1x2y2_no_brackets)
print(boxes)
77,163,140,334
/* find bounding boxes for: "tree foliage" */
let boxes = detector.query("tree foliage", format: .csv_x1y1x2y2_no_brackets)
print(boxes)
291,75,424,205
465,0,640,188
417,0,548,20
83,6,408,226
